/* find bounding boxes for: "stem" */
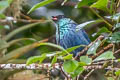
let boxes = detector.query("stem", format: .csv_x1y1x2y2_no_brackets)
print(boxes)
4,21,50,41
90,7,113,29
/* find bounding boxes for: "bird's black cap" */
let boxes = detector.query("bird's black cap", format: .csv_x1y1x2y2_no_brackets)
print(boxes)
52,15,66,21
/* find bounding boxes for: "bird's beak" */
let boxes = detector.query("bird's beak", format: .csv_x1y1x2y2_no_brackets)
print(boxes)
52,16,58,21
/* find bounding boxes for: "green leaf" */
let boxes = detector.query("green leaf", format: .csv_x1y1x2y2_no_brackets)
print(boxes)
0,1,9,12
51,56,57,65
115,70,120,76
105,13,120,21
0,42,63,63
87,40,101,55
118,59,120,62
39,43,69,54
7,0,13,4
114,23,120,30
26,54,46,65
76,20,103,31
107,77,114,80
0,25,4,29
63,60,79,73
28,0,55,14
0,13,6,19
63,54,73,60
61,45,84,55
71,66,84,78
95,27,111,36
91,0,108,11
107,32,120,43
77,0,97,8
0,39,9,49
79,62,87,66
80,56,92,65
4,21,50,41
94,51,115,61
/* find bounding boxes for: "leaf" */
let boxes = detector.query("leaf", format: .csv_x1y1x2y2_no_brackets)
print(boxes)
0,25,4,29
107,77,114,80
71,66,84,78
118,59,120,62
63,60,79,73
114,23,120,30
94,51,115,61
46,52,58,57
105,13,120,21
80,56,92,65
95,27,111,36
0,1,9,10
61,0,67,6
4,21,50,41
8,38,36,47
107,32,120,43
0,39,9,49
26,54,46,65
51,56,57,65
28,0,55,14
39,43,69,54
79,62,87,66
63,54,73,60
0,42,40,63
7,0,13,4
90,0,108,11
0,13,6,19
77,0,97,8
0,41,68,63
115,70,120,76
61,45,85,55
76,20,103,31
87,40,101,55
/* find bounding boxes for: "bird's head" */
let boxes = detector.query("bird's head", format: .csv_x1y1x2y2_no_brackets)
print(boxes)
52,15,76,27
52,15,66,22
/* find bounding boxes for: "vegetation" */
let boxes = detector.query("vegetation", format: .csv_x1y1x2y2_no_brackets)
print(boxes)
0,0,120,80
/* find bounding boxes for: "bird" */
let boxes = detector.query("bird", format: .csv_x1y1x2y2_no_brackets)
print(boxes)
52,15,91,56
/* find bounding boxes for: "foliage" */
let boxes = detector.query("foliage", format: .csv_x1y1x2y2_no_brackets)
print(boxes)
28,0,56,14
0,0,120,79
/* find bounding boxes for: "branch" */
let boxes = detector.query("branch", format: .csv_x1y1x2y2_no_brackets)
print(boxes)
0,18,46,23
74,35,104,60
0,63,119,71
84,69,95,80
114,49,120,54
4,21,50,41
91,43,113,59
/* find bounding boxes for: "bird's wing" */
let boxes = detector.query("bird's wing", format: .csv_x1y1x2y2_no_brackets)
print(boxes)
76,23,91,43
80,29,91,43
59,29,90,55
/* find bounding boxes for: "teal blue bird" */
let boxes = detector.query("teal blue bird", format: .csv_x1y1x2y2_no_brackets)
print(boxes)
52,15,91,56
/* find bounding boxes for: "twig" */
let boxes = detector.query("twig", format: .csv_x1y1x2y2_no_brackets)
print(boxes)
90,8,113,29
20,13,32,20
91,43,113,59
59,63,69,80
92,59,119,65
74,35,104,60
84,69,95,80
0,18,45,23
114,49,120,54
